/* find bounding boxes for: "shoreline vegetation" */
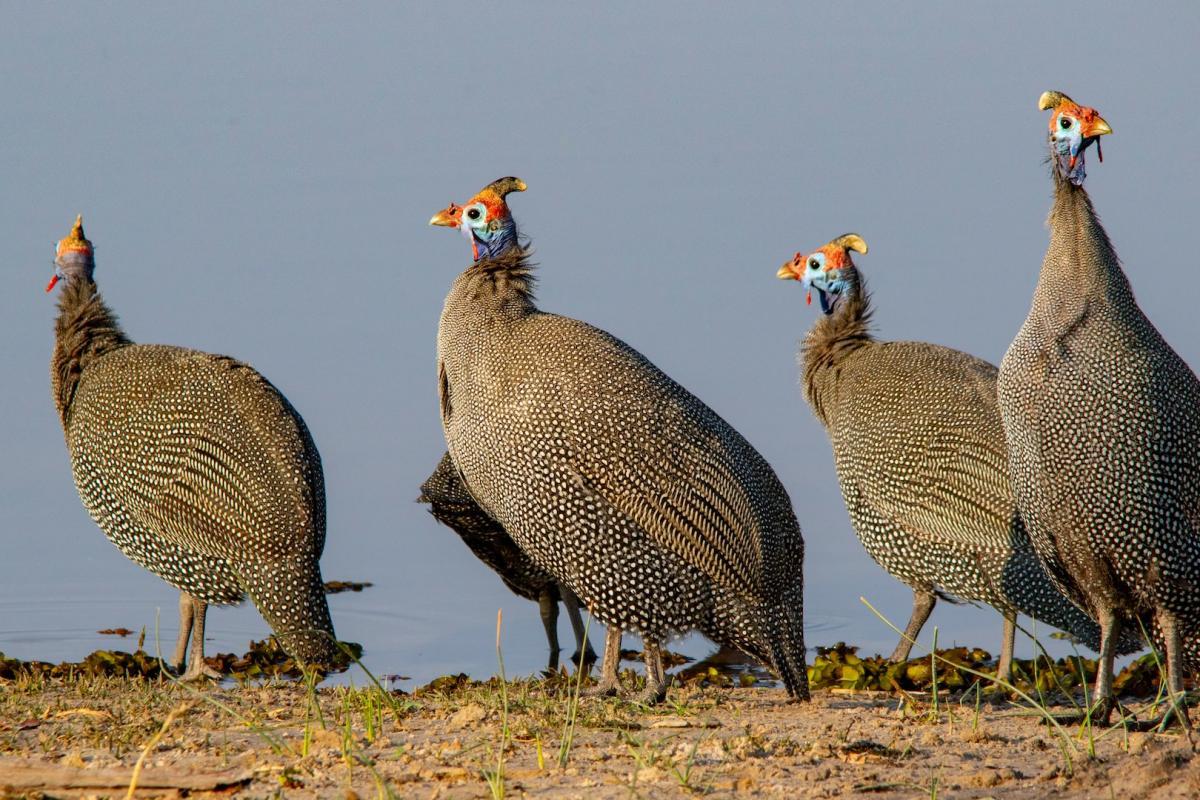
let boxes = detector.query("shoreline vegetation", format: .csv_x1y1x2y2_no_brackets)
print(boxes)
1,635,1197,798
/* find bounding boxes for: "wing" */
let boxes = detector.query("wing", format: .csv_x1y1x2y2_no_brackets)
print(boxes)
833,343,1021,554
70,345,324,562
540,317,802,598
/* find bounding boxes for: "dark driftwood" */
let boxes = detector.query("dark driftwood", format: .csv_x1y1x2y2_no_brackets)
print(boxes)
0,758,251,789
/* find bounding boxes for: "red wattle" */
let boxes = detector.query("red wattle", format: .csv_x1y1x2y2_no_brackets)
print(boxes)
45,274,59,293
806,291,812,306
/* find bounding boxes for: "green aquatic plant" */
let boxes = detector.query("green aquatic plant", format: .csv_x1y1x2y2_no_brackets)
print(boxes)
0,636,361,683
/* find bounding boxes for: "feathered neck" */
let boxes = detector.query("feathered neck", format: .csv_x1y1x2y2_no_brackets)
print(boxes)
801,269,874,424
51,278,131,426
1037,174,1133,311
462,246,539,313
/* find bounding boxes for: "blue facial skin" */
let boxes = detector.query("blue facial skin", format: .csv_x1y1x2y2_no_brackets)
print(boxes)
461,203,519,261
812,277,848,314
1051,113,1092,186
801,252,850,316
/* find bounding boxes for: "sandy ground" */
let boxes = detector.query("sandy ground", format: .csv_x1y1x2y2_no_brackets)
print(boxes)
2,671,1199,800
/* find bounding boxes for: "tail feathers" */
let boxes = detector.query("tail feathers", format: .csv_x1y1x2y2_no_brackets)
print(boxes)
761,591,809,700
708,588,809,700
237,554,338,666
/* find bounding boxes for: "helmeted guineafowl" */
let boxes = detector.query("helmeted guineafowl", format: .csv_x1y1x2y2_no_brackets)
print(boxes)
781,233,1139,681
430,178,808,703
419,451,596,670
998,92,1200,723
48,216,337,679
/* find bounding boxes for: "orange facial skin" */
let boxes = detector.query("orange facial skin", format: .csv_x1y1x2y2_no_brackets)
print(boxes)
468,189,512,222
1045,99,1111,139
778,243,853,280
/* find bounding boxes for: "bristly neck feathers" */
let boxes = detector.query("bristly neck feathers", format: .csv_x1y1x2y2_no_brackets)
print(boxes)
1036,172,1134,317
801,269,874,425
52,277,131,425
461,235,539,316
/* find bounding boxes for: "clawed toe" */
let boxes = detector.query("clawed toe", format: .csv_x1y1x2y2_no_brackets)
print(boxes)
583,680,619,698
1128,700,1194,733
630,686,666,706
178,660,223,682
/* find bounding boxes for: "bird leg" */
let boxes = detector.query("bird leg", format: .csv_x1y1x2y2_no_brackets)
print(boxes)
889,589,936,662
1090,608,1121,724
559,585,596,667
1150,608,1192,732
178,595,222,682
996,612,1016,685
173,592,196,673
584,626,622,697
538,589,562,671
633,639,668,705
978,612,1018,705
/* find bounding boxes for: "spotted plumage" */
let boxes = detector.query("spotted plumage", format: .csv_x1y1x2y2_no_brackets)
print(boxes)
781,235,1138,679
998,93,1200,718
418,451,595,669
48,216,337,678
432,179,808,702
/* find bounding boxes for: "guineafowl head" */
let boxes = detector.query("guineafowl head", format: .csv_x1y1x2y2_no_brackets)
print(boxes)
46,215,95,292
1039,91,1111,186
430,176,526,261
777,233,868,315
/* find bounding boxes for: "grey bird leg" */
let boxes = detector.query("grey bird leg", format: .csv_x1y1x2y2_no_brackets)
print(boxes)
995,612,1016,685
538,588,562,671
634,639,667,705
1154,608,1192,731
1091,608,1121,724
173,592,196,673
584,626,622,697
889,589,936,662
559,586,596,666
179,595,221,681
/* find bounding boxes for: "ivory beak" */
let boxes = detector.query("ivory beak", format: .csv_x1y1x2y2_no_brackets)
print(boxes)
1088,116,1113,137
429,207,460,227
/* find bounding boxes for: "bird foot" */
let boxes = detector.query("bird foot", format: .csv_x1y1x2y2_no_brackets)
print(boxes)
583,679,619,698
622,674,669,706
1126,697,1195,733
1046,696,1119,726
1090,696,1117,726
627,681,667,707
178,659,223,682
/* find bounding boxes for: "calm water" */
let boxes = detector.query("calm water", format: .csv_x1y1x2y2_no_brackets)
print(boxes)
0,497,1100,689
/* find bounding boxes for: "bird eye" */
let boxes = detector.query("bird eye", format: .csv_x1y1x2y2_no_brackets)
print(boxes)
1059,116,1072,130
808,258,820,270
466,208,481,220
